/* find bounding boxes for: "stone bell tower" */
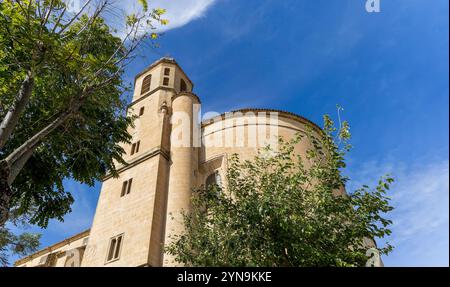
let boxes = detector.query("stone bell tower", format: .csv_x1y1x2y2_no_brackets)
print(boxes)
81,57,197,267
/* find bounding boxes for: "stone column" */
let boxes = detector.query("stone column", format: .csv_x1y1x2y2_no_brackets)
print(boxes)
163,92,199,266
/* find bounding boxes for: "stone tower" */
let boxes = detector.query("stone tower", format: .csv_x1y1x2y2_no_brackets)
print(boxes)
81,57,197,267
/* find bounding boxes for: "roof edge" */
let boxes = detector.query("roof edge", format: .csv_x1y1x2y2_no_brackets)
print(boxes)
134,57,194,88
14,229,91,266
201,108,323,132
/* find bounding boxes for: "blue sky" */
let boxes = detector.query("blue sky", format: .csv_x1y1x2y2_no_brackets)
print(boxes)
10,0,449,266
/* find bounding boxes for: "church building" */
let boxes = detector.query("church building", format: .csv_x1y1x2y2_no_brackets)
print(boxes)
15,57,329,267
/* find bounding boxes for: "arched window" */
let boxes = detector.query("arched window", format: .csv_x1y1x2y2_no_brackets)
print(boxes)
180,79,187,92
141,75,152,95
206,171,222,189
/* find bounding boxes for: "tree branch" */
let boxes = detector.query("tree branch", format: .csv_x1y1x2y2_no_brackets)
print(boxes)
0,70,35,149
56,0,94,35
40,0,56,31
50,5,67,34
5,96,83,171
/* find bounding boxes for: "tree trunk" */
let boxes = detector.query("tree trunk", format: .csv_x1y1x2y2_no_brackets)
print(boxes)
0,96,83,226
0,70,35,149
0,160,12,227
6,106,77,183
8,147,36,186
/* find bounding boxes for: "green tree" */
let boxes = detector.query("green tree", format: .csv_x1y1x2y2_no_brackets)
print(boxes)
0,0,167,265
0,230,40,266
0,0,167,229
0,214,41,266
166,112,394,267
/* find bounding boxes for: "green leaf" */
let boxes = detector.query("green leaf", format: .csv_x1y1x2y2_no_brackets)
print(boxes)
138,0,149,12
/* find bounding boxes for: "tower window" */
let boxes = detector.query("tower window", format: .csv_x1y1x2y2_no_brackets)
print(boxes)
164,68,170,76
139,106,145,116
130,141,140,155
163,77,170,86
121,178,133,197
141,75,152,95
135,141,140,153
206,171,222,189
106,234,124,263
180,79,187,92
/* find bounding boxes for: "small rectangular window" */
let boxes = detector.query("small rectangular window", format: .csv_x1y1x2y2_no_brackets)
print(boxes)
163,77,170,86
106,234,124,263
107,239,116,261
121,180,128,197
164,68,170,76
126,178,132,195
131,141,141,155
139,107,145,116
121,179,133,197
114,236,122,259
180,79,187,92
135,141,140,153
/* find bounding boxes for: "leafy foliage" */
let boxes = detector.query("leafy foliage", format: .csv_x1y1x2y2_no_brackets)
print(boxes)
166,115,394,267
0,0,167,227
1,15,129,227
0,222,40,266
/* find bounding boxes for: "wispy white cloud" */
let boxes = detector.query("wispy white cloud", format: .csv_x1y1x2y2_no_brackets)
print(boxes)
150,0,216,32
104,0,216,34
345,158,449,266
64,0,216,39
390,161,448,237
